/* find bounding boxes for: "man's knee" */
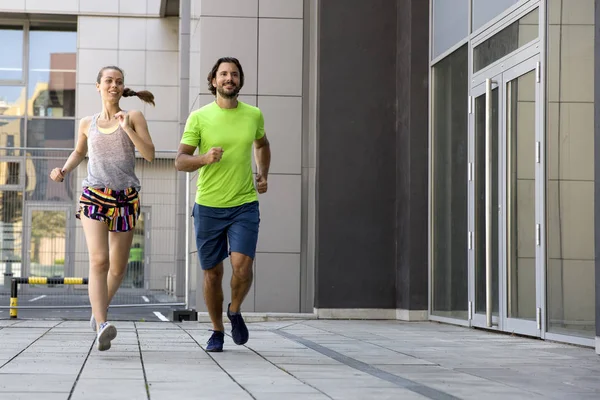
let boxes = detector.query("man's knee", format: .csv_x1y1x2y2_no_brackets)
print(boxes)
231,254,253,281
204,263,224,286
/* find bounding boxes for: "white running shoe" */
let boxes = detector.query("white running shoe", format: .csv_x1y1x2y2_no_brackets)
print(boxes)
97,322,117,351
90,307,109,332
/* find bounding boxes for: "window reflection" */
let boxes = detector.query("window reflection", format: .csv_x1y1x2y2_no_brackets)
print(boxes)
431,45,469,319
0,86,26,116
472,0,520,32
474,8,539,72
546,0,595,338
28,30,77,117
0,26,24,81
26,119,76,202
27,118,75,149
0,118,25,151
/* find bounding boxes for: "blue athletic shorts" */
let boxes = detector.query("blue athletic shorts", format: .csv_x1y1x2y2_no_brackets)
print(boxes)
192,201,260,270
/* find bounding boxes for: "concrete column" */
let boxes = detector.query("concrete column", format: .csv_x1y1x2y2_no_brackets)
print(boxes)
394,0,430,320
594,0,600,356
176,0,191,305
314,0,398,315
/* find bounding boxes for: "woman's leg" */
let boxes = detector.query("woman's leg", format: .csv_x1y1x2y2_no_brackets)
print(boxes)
80,216,110,329
107,229,135,304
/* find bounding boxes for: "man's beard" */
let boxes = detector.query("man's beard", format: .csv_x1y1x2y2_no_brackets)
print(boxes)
217,84,240,99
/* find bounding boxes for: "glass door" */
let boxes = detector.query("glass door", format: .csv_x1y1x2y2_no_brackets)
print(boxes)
469,55,542,337
503,59,541,336
471,73,502,330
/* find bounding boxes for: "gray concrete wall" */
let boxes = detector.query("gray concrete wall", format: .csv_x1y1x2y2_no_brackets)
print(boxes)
314,0,429,317
189,0,306,313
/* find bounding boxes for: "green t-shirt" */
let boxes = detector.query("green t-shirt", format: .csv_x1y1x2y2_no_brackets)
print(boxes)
180,101,265,208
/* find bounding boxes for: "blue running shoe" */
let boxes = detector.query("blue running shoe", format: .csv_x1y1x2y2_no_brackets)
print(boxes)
227,303,249,345
206,330,224,352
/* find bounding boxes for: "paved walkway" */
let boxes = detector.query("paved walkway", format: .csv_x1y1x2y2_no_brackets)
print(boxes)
0,319,598,399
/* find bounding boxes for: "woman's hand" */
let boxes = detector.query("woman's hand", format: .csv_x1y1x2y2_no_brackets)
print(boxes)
50,168,66,182
115,111,132,131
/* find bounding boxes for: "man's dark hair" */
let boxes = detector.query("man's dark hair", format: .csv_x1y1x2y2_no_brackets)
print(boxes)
207,57,244,96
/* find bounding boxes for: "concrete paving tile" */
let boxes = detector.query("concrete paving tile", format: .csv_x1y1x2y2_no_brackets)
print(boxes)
0,373,74,392
9,321,61,328
458,366,600,398
375,365,543,400
325,387,428,400
0,362,83,375
0,320,597,400
150,389,252,400
0,393,68,400
79,367,145,380
252,393,330,400
243,382,323,394
261,356,341,365
70,379,147,400
22,346,92,353
147,381,251,397
144,368,228,382
284,369,370,380
140,353,212,362
303,377,398,389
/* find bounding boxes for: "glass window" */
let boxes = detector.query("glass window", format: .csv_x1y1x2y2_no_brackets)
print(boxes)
0,26,24,81
28,29,77,117
546,0,595,338
0,118,25,152
0,86,26,116
432,0,469,59
431,45,469,319
472,0,520,32
23,148,75,202
27,118,75,149
473,8,539,73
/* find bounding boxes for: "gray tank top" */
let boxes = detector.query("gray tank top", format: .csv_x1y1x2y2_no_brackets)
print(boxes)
81,112,141,191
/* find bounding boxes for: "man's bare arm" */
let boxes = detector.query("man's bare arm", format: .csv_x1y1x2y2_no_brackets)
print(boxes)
175,143,223,172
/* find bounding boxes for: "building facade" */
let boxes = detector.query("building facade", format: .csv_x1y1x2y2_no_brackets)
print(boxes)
0,0,598,353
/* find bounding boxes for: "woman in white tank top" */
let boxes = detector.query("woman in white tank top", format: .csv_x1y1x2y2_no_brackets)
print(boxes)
49,66,155,351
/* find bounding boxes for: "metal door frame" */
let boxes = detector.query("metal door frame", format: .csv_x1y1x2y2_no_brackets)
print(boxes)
468,52,543,337
502,56,543,337
470,71,504,332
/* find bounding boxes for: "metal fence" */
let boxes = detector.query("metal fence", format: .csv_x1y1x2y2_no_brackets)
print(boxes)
0,147,191,312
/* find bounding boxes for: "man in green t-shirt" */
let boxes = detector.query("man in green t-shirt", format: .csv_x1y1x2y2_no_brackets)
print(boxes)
175,57,271,352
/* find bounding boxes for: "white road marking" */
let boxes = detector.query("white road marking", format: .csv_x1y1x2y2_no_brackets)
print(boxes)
142,296,149,303
29,295,47,302
153,311,169,322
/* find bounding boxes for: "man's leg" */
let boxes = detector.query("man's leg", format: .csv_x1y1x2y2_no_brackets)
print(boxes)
226,201,259,345
204,262,225,332
192,203,229,351
229,253,253,313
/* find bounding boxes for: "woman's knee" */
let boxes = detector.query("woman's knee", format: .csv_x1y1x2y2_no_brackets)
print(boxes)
89,254,110,273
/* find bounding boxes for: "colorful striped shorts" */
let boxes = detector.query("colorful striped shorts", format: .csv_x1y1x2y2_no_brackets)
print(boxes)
76,187,140,232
